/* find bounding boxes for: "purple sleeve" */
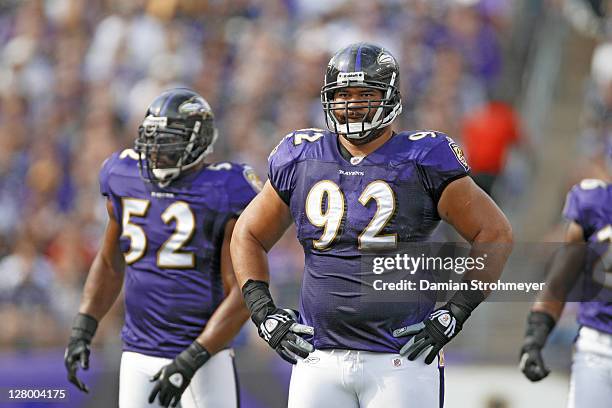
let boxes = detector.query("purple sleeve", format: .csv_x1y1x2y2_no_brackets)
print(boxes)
268,134,295,205
562,187,583,226
227,164,261,217
418,137,470,204
98,153,122,222
99,156,114,197
561,182,605,240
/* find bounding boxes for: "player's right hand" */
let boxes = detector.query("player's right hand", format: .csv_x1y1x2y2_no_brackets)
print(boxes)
519,345,550,382
242,280,315,364
148,341,210,407
258,308,315,364
519,311,555,382
64,313,98,393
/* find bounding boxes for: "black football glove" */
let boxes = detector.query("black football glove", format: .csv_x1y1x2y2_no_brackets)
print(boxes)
393,302,470,364
64,313,98,393
519,311,556,382
242,280,315,364
148,341,211,407
259,308,315,364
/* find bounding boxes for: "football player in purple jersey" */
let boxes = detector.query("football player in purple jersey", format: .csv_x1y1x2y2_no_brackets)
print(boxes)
519,142,611,407
63,88,261,408
231,43,513,407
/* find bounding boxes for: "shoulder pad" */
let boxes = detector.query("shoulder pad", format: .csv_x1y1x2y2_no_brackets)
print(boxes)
566,179,608,215
393,130,465,165
207,162,263,192
405,130,445,143
101,149,137,174
577,178,607,191
207,161,235,172
269,129,329,163
118,148,140,161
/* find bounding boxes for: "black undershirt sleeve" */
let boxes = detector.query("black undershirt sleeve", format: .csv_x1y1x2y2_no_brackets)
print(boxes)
268,177,291,206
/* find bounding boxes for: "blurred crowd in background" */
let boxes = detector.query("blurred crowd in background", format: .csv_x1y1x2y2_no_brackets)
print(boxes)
0,0,610,382
0,0,511,352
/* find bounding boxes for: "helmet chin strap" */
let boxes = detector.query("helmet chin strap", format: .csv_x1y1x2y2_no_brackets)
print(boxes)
326,101,400,142
341,125,389,146
152,168,181,187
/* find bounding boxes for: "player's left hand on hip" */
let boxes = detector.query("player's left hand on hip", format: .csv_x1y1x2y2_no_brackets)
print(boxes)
393,302,470,365
148,341,210,407
260,308,315,364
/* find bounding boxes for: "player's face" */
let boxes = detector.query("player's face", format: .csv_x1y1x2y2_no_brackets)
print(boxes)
332,87,384,124
149,133,184,169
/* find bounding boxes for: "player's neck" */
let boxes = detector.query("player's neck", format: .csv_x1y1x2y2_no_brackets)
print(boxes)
338,127,394,158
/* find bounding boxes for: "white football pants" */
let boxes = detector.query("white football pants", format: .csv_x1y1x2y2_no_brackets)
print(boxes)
119,349,239,408
288,349,444,408
568,327,612,408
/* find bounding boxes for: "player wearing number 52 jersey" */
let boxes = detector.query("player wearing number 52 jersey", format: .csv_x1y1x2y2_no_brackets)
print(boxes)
63,88,260,408
231,43,513,408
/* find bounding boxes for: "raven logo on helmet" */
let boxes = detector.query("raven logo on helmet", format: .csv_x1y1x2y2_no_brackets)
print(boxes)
377,52,395,66
135,88,218,186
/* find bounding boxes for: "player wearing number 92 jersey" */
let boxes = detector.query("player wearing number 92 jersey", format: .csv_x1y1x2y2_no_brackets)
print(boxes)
231,43,513,408
63,89,260,408
270,127,472,351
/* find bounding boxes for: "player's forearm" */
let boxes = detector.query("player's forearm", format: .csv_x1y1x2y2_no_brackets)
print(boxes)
472,217,514,246
230,221,272,288
531,299,563,321
195,286,250,354
79,252,124,321
465,219,514,292
531,276,569,321
446,226,512,316
530,243,585,320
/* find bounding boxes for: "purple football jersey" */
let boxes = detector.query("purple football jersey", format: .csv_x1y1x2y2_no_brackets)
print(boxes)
99,149,259,358
268,129,470,352
563,179,612,334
